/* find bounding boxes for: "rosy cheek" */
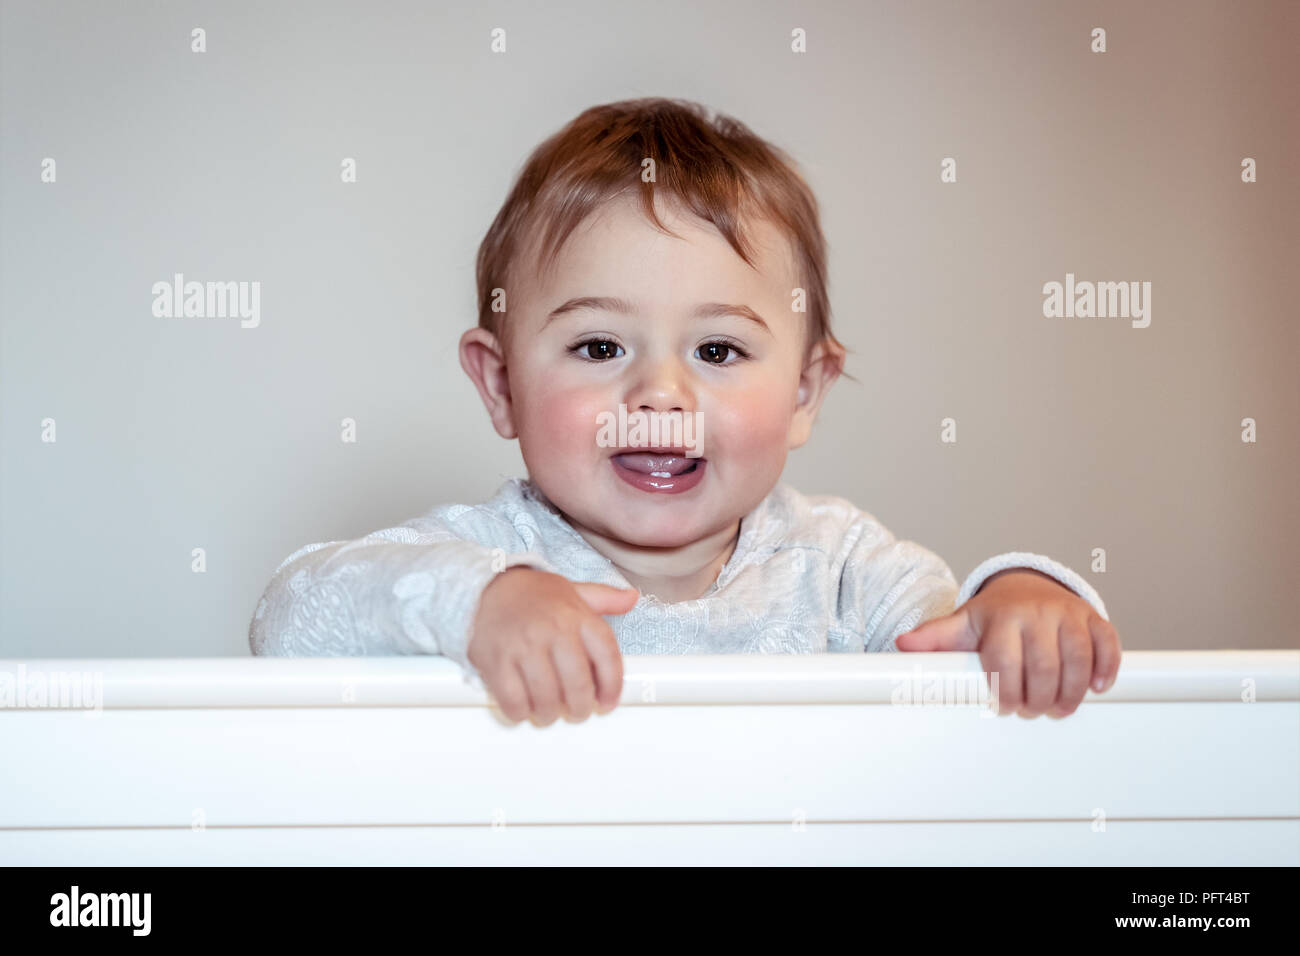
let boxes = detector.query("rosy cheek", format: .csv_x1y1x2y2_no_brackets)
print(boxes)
519,382,609,457
705,385,791,457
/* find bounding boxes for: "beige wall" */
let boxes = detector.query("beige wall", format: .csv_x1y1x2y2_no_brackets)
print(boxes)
1,0,1295,655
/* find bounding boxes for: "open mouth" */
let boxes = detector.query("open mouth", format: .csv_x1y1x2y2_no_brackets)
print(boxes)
609,451,703,478
609,450,707,493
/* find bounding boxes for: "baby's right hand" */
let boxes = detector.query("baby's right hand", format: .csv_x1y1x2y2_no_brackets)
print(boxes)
468,567,639,726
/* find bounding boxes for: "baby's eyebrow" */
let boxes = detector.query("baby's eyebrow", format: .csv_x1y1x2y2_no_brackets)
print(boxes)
543,296,771,333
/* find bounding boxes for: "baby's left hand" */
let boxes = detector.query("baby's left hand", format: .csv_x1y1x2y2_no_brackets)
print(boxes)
894,569,1121,718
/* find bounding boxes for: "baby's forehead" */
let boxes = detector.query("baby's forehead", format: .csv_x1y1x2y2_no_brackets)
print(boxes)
520,194,801,298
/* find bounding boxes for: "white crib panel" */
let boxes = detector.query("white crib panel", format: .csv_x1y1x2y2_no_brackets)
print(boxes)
2,701,1296,827
3,652,1296,865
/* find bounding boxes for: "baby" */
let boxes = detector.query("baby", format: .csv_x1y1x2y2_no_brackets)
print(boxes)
249,97,1121,725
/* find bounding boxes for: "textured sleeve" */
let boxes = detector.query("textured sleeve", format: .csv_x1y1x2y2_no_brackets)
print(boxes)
247,507,560,690
955,551,1109,620
840,513,1110,653
837,517,965,653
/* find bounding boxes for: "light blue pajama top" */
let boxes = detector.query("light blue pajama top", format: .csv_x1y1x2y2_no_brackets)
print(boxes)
249,477,1108,690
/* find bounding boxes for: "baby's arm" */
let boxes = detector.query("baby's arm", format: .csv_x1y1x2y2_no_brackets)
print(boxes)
838,515,1116,716
248,509,558,689
835,519,966,654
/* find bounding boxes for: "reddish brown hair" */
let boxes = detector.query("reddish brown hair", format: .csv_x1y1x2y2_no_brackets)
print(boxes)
475,97,851,376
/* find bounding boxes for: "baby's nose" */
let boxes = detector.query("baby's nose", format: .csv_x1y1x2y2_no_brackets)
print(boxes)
627,361,695,412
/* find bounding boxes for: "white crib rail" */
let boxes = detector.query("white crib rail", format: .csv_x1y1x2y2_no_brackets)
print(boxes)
1,651,1297,865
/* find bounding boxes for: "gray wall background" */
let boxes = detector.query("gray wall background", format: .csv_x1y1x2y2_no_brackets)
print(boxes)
2,0,1296,657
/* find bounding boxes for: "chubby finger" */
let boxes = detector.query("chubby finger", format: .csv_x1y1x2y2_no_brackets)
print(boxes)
579,617,624,714
551,637,598,722
572,582,640,616
1089,614,1122,693
1019,618,1062,719
1050,616,1093,718
980,615,1023,716
517,648,564,727
490,660,532,725
894,609,978,652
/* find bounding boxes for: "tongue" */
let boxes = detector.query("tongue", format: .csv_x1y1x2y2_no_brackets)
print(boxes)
613,453,698,476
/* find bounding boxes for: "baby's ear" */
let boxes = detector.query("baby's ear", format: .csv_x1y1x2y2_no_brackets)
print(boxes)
459,327,517,439
788,342,844,448
796,340,843,408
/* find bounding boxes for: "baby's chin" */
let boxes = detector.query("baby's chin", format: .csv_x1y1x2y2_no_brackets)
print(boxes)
539,484,732,550
566,504,721,549
601,520,718,551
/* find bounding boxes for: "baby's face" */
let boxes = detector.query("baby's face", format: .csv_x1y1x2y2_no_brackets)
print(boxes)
469,192,837,552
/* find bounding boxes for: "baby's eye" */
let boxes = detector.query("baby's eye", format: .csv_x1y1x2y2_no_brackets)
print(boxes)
697,340,748,365
571,339,624,361
569,338,748,365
